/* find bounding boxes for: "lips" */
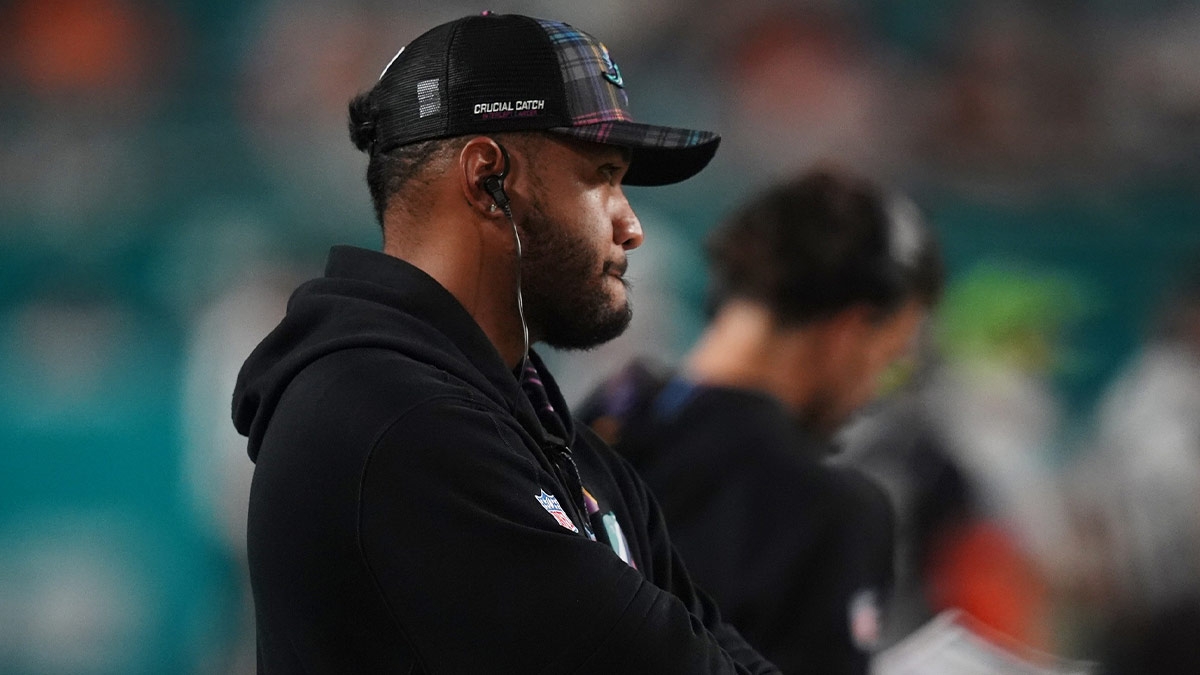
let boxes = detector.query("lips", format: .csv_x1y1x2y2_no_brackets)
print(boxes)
603,259,628,278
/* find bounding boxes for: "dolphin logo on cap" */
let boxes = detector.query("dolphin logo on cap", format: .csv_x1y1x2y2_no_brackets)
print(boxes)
599,44,624,88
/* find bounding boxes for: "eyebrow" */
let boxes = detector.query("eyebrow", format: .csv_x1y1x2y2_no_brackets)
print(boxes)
554,133,632,166
592,140,630,165
593,145,631,166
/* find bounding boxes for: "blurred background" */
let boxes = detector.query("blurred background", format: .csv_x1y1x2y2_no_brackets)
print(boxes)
1,0,1198,672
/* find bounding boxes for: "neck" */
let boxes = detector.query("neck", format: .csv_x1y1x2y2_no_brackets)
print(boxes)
684,301,822,415
383,209,527,370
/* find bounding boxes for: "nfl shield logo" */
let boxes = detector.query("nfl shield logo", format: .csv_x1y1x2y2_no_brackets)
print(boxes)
535,490,579,533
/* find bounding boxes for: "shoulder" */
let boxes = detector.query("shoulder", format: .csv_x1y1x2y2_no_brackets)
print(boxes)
649,387,798,470
265,347,522,474
821,463,893,512
673,396,893,529
295,347,502,425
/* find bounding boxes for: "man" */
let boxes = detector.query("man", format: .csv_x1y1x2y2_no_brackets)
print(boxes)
580,169,944,674
1079,257,1200,674
231,12,779,674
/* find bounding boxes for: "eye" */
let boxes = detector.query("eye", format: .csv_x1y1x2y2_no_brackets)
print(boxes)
599,163,624,184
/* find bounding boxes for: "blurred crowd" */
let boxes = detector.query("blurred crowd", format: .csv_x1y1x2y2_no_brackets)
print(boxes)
1,0,1198,672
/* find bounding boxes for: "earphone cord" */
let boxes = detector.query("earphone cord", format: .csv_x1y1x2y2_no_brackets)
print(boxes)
503,205,531,378
502,202,590,534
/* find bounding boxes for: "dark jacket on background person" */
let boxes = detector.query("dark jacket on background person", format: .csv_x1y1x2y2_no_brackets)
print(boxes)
231,246,779,674
580,361,896,675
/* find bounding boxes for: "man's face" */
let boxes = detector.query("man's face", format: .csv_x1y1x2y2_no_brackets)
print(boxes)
800,300,927,436
517,136,643,350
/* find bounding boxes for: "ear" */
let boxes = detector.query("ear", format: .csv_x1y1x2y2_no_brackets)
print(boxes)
458,136,511,219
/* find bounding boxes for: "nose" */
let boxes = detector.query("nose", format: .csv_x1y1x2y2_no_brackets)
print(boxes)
613,195,644,251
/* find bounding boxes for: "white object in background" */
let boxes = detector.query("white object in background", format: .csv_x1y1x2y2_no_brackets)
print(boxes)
872,611,1095,675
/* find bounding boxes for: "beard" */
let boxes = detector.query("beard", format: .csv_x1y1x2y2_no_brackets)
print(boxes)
516,197,633,350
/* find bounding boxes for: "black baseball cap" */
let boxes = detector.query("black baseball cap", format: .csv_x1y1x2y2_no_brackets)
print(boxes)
363,12,720,186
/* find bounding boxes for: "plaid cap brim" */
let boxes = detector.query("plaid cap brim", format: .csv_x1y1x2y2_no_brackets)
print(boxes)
550,121,721,186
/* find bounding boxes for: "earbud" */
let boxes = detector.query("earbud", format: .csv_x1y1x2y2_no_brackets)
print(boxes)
479,142,529,376
481,144,511,215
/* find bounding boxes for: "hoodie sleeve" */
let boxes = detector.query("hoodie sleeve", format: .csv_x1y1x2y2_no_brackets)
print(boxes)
358,396,780,674
572,423,783,674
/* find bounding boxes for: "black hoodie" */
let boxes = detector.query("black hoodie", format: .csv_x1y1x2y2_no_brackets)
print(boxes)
232,246,779,674
578,361,896,675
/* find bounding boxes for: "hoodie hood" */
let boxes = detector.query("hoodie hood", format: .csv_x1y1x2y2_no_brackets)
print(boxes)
232,245,565,461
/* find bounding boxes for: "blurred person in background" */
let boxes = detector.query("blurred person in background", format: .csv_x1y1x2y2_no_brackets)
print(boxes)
182,259,310,674
231,12,780,673
1,0,180,243
920,3,1098,189
715,4,903,183
0,1,223,672
844,262,1092,657
579,167,945,674
1070,256,1200,674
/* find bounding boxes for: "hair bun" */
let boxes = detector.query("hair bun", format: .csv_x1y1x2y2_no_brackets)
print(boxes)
347,90,379,153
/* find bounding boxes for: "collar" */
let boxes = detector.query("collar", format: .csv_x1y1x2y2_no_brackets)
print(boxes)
656,380,837,461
